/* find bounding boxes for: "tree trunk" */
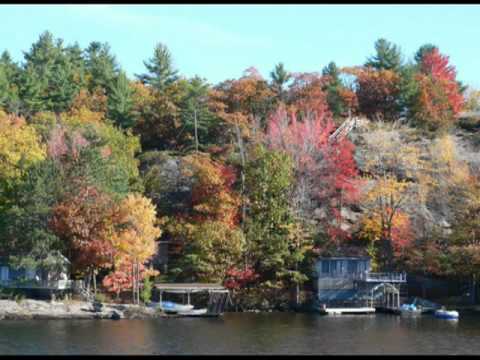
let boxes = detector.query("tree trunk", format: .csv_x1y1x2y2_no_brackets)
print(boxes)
472,274,477,305
93,269,97,296
136,261,140,305
296,283,300,307
132,263,135,304
234,120,248,269
194,108,199,152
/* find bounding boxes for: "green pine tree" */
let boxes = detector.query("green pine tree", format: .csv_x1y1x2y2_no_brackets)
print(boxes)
108,71,135,128
365,38,403,71
136,42,179,91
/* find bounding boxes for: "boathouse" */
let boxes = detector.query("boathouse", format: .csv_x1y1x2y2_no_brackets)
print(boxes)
313,256,407,314
153,283,230,316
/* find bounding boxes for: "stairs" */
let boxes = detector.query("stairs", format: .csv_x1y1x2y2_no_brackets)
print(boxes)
79,287,94,303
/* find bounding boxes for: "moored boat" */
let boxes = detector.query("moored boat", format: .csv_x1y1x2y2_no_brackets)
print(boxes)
400,303,422,316
177,308,209,316
148,301,194,314
434,309,459,320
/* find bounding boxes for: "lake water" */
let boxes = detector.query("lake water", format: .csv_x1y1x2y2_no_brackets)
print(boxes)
1,312,480,355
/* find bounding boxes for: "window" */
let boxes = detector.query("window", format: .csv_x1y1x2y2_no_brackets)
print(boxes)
331,260,338,274
321,261,330,274
348,260,357,274
0,266,9,281
25,268,36,280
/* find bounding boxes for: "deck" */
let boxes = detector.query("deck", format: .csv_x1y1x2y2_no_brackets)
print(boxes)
0,279,73,290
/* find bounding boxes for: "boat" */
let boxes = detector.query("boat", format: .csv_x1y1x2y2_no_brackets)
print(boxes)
404,297,441,314
148,301,194,314
434,309,459,320
400,303,422,316
177,308,209,316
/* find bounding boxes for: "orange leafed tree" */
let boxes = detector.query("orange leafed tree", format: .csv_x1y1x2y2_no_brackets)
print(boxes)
49,186,117,293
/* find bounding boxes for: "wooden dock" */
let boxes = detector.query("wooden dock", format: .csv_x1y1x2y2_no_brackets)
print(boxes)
319,307,376,315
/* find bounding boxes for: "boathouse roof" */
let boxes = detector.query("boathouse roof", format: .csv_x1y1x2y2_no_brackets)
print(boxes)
316,256,371,261
154,283,227,293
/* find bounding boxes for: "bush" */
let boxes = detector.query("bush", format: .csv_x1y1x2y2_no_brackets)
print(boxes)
140,276,153,304
94,292,108,303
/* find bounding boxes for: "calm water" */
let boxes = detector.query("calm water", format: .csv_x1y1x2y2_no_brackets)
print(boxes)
1,313,480,355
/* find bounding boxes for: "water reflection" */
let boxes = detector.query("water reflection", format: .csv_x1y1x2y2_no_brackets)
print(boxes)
0,313,479,355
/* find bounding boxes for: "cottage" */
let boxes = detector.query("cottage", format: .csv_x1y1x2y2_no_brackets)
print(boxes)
313,256,407,314
0,253,72,293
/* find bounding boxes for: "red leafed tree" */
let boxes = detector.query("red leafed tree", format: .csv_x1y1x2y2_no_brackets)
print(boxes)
354,68,402,121
412,48,464,130
421,48,457,83
287,72,332,119
266,103,358,244
47,125,90,161
102,261,156,300
223,266,259,290
49,186,116,293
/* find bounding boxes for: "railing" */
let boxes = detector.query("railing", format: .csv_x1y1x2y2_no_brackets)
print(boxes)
317,271,407,282
0,279,73,289
361,272,407,282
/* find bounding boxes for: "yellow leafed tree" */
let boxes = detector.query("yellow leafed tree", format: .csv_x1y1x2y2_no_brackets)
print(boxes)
112,193,161,304
0,112,46,191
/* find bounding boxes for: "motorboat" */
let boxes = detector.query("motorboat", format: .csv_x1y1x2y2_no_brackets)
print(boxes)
404,297,441,314
400,303,422,316
434,309,459,320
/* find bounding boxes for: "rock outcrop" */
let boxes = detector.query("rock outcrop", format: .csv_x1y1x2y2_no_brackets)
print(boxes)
0,300,164,320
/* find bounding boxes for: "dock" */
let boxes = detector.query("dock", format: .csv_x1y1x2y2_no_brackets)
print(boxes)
319,307,376,315
153,283,230,317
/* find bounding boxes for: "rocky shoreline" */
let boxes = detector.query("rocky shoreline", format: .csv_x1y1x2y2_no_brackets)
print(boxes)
0,300,167,320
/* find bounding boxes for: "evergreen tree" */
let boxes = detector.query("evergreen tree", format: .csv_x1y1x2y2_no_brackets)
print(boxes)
65,42,87,89
20,31,81,115
85,41,119,94
18,65,45,116
270,62,291,101
107,71,135,128
414,43,438,64
365,38,403,71
245,146,295,283
322,61,348,118
0,51,21,114
178,76,219,151
136,42,178,91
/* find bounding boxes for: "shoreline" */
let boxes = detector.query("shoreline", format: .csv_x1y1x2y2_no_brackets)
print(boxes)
2,299,479,321
0,299,167,320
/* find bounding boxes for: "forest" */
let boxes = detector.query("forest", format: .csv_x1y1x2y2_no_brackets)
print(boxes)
1,32,480,308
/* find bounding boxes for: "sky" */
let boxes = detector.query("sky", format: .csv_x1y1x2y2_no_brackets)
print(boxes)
1,4,479,88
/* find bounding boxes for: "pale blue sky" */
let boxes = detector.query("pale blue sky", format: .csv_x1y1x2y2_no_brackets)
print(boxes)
1,4,479,88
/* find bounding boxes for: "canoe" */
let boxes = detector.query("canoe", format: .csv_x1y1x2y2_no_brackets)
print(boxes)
434,309,459,320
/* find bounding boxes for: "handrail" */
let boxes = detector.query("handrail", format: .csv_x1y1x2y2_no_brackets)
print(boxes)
317,271,407,282
0,279,73,289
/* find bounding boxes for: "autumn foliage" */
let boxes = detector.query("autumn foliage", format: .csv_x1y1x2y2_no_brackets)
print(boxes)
412,48,464,130
354,68,402,121
266,104,358,243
